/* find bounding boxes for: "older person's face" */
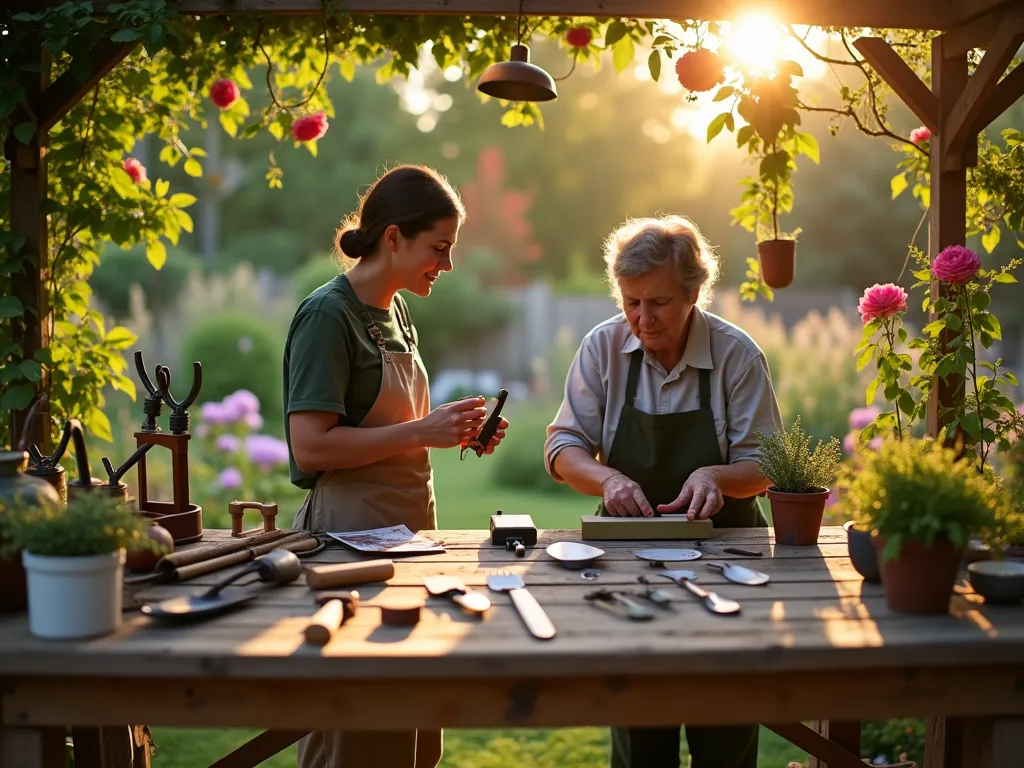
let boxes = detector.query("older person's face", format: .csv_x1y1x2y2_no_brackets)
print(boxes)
618,262,696,355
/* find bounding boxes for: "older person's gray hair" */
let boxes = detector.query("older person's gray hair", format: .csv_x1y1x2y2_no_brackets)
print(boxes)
603,215,720,310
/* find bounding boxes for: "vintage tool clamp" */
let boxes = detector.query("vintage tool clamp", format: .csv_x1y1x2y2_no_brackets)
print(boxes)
461,389,509,459
490,510,537,557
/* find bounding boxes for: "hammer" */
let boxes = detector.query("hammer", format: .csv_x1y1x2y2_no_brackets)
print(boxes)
304,591,360,646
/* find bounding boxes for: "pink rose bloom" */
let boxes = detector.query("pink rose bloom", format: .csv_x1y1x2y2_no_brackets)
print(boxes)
218,467,243,489
292,113,329,142
849,406,881,430
857,283,908,323
933,244,981,285
123,157,146,184
910,126,931,144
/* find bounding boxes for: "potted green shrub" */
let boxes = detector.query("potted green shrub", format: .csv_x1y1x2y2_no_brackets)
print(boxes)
756,417,843,546
837,435,1012,614
9,494,162,639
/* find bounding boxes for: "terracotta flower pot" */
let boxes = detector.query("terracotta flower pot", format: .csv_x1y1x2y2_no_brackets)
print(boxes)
767,487,829,546
872,535,962,614
756,239,796,289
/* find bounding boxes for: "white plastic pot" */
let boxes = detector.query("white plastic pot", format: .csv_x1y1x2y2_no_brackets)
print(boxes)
22,549,125,639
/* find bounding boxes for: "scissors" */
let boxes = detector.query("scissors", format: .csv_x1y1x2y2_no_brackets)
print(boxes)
461,389,509,460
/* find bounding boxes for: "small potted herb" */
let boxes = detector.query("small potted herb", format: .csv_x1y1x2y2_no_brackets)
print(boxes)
837,435,1012,614
756,417,842,546
9,494,163,639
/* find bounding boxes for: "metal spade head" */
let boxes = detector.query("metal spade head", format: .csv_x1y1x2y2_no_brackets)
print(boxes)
140,591,257,621
546,541,605,570
634,548,701,563
707,560,770,586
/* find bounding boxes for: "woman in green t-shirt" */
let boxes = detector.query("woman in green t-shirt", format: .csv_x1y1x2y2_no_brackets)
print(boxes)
282,164,508,768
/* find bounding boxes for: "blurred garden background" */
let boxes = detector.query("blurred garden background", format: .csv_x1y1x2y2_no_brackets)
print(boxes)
43,22,1024,768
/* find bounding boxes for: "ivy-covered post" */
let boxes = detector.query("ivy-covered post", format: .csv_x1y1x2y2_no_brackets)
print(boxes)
5,40,50,454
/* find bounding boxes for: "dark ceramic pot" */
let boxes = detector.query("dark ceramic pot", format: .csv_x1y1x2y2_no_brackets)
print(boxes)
844,520,880,583
0,451,63,612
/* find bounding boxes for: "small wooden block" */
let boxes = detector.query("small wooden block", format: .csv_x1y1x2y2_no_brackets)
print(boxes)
580,516,713,541
380,600,422,627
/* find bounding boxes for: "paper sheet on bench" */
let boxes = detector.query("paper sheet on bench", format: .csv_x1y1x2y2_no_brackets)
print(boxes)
327,524,445,554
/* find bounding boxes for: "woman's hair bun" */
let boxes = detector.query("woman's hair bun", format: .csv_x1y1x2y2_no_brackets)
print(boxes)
337,228,373,259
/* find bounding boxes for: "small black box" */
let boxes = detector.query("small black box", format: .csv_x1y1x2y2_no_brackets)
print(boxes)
489,511,537,548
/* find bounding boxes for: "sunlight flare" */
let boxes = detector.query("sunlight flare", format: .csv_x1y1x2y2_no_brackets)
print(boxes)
722,13,783,75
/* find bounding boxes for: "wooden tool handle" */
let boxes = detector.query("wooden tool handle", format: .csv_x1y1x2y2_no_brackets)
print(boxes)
304,559,394,589
509,587,556,640
304,599,344,646
229,500,279,538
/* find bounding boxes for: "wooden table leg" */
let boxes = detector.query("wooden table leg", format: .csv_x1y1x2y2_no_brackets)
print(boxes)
926,716,964,768
0,726,67,768
71,725,153,767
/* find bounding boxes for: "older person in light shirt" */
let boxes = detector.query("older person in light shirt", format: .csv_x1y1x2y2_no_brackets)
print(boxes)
543,214,783,768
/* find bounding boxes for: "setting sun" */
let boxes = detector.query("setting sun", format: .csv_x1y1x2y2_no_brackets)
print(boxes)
722,13,784,74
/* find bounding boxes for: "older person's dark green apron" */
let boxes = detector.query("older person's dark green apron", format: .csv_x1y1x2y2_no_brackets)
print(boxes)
603,350,764,768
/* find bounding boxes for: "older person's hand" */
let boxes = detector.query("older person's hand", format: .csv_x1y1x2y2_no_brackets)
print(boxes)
601,472,654,517
657,468,724,520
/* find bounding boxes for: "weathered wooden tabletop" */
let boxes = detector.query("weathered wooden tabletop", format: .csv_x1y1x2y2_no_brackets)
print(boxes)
1,524,1023,737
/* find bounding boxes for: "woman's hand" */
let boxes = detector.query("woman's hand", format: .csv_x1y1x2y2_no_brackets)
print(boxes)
462,417,510,455
601,472,654,517
417,397,488,449
657,468,724,520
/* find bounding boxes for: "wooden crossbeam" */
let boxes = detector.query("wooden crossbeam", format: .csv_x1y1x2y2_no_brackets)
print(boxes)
974,62,1024,129
20,0,962,31
38,41,136,133
763,722,866,768
941,5,1008,57
853,37,939,132
952,0,1024,26
942,5,1024,165
208,730,309,768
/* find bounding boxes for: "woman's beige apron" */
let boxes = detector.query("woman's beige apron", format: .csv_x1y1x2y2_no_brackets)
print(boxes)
292,298,441,768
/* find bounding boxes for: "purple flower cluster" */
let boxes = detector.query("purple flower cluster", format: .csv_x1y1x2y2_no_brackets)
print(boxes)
200,389,264,430
843,406,883,454
202,388,289,490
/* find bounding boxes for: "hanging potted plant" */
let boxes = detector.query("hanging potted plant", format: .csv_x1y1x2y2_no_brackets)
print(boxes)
753,146,802,290
755,417,843,546
837,435,1012,615
9,493,162,639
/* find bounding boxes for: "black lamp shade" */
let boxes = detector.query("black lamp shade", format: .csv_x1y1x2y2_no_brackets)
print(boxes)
476,44,557,102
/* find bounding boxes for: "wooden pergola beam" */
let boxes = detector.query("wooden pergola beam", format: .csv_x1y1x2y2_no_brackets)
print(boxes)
853,37,940,132
38,41,137,134
24,0,963,31
952,0,1024,26
974,61,1024,128
942,4,1024,166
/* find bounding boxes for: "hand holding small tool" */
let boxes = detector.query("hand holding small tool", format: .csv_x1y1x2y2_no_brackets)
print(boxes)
461,389,509,459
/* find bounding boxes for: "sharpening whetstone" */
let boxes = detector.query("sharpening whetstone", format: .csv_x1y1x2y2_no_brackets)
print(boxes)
580,515,713,541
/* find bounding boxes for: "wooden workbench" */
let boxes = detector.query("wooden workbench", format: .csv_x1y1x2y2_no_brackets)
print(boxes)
0,525,1022,768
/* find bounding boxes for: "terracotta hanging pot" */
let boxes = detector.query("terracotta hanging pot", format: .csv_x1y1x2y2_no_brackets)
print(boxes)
766,486,829,546
872,535,962,614
756,239,796,289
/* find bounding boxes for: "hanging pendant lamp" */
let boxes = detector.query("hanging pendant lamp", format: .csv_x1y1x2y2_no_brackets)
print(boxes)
476,1,557,102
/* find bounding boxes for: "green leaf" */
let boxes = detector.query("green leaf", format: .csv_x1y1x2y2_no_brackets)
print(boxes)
970,292,991,312
13,122,35,145
993,272,1017,283
795,131,820,163
978,312,1002,339
34,347,52,364
146,240,167,269
155,178,169,198
110,28,140,43
183,158,203,178
982,226,1001,254
169,193,197,208
891,173,908,199
87,407,114,442
898,390,916,416
713,86,735,102
104,326,137,349
856,345,874,371
961,412,981,439
612,35,635,73
647,50,661,81
707,112,730,143
219,112,238,138
19,359,42,382
866,377,880,406
0,296,24,319
604,20,628,46
945,313,962,331
0,384,34,411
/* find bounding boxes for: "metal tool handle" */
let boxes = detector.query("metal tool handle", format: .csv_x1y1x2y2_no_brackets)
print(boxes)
682,578,709,599
509,587,556,640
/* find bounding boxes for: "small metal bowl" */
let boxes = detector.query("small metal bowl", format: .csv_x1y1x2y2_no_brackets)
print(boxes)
967,560,1024,605
546,541,605,570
